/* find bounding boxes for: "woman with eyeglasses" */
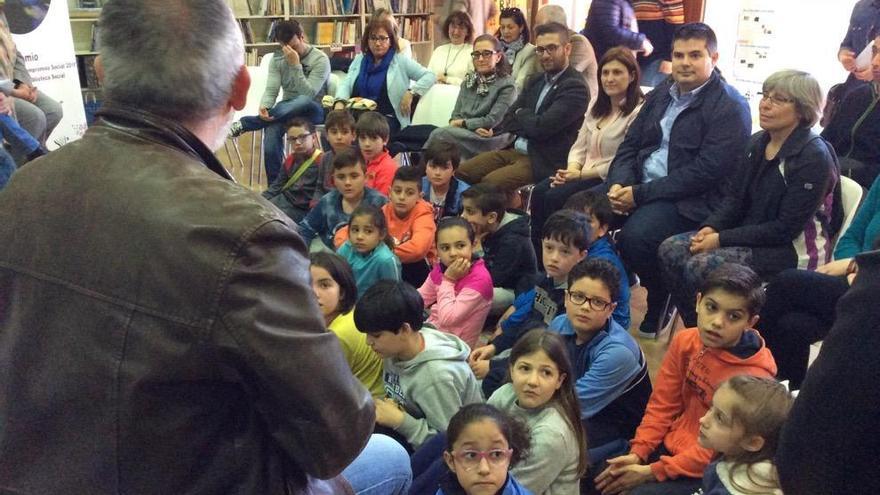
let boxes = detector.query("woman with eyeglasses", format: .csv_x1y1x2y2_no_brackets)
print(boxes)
334,16,435,139
658,69,843,328
496,7,536,92
528,47,645,262
429,11,476,86
422,34,516,160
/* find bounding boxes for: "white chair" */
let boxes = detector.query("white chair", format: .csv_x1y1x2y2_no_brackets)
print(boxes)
412,83,460,127
226,54,274,186
838,175,864,240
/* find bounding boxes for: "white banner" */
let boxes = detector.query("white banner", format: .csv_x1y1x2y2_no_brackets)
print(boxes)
11,0,88,149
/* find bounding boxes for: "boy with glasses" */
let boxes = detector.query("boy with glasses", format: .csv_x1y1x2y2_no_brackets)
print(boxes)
548,258,651,471
262,118,325,222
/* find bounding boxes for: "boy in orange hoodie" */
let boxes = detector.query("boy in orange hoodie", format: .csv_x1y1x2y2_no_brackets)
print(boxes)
336,166,436,286
594,263,777,495
355,111,398,196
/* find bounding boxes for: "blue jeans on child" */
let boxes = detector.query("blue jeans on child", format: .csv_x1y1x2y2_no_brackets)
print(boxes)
342,434,412,494
0,147,16,191
0,113,40,157
238,95,323,183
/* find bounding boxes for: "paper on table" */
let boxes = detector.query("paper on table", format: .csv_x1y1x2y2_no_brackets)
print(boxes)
856,40,874,71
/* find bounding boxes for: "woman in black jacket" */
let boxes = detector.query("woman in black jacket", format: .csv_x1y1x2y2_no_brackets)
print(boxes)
658,69,842,326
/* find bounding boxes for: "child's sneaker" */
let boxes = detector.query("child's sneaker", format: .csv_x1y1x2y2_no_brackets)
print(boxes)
228,121,244,138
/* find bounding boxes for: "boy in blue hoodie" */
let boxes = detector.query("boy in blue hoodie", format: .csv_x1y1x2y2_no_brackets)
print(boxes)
548,258,652,468
355,280,483,452
469,210,591,397
565,190,632,330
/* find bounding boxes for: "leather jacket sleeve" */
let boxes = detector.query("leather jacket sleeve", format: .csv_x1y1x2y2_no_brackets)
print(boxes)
213,219,375,480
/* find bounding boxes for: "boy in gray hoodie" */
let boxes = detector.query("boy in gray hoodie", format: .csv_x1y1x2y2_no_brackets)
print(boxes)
355,280,484,450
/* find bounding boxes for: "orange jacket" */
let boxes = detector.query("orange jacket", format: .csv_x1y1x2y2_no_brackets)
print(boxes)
364,150,397,196
335,200,436,264
629,328,777,481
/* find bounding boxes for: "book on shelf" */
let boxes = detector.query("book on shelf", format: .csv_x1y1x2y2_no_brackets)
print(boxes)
366,0,429,14
245,49,261,66
266,19,278,42
315,22,334,45
399,17,428,41
239,19,255,44
291,0,355,16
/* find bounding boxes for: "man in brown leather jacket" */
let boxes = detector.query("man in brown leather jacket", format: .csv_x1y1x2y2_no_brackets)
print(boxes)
0,1,401,493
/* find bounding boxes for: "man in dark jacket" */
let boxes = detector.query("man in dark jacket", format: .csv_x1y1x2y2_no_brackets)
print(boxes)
0,1,398,494
604,22,751,336
457,21,589,195
777,248,880,494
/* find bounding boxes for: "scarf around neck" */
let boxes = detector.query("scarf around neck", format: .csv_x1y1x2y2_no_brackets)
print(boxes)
464,71,498,97
356,49,395,101
499,35,525,66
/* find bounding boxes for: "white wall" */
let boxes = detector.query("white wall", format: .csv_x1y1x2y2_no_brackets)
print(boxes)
705,0,859,128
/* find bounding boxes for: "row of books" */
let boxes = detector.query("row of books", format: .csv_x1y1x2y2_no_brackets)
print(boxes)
399,16,429,42
230,0,284,17
290,0,356,16
367,0,430,14
314,21,360,45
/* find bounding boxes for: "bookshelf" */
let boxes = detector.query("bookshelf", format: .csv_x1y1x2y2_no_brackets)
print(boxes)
66,0,434,98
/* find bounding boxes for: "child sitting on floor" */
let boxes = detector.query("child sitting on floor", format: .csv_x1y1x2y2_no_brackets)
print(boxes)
356,111,398,196
422,140,471,221
336,204,401,295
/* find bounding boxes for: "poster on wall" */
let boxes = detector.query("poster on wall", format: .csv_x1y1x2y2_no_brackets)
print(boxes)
9,0,88,150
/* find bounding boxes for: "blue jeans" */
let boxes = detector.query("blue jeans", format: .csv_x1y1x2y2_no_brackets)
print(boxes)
639,59,671,88
342,434,412,495
0,113,40,156
238,95,323,183
0,147,16,190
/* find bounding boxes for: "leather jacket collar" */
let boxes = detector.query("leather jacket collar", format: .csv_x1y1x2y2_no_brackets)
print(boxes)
96,104,234,182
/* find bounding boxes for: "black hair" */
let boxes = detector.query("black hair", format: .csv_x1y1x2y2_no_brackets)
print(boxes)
541,210,591,251
497,6,530,44
461,183,506,219
356,111,391,141
445,403,531,466
285,117,314,133
424,139,461,170
507,329,589,476
472,34,512,77
442,10,475,43
699,263,765,316
534,21,569,44
348,204,394,250
673,22,718,55
563,190,614,228
309,252,358,314
274,19,304,44
354,280,426,334
325,109,356,132
393,166,424,191
567,258,621,303
436,216,476,244
332,147,367,171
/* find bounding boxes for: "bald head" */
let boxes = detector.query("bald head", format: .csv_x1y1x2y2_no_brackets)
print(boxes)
536,4,568,27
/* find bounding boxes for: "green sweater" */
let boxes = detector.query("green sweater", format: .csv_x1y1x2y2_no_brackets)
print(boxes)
834,174,880,259
260,46,330,109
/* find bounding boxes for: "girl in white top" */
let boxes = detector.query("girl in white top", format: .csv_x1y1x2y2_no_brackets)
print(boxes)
488,329,588,495
529,47,645,256
429,11,475,86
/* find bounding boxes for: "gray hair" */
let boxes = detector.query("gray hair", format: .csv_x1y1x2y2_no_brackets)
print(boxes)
537,5,568,26
762,69,824,128
99,0,243,123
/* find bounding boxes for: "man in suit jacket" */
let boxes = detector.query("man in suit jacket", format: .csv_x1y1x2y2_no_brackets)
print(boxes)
456,22,590,195
535,4,598,106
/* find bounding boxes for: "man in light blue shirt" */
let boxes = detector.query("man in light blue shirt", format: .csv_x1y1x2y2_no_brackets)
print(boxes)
603,22,751,337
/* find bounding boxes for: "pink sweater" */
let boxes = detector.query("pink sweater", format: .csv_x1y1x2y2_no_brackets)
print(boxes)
418,259,493,349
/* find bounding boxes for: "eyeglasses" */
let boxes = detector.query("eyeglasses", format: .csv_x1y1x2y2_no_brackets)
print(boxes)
471,50,498,59
567,291,613,311
369,35,390,43
535,44,561,55
450,449,513,471
288,132,314,144
758,92,794,106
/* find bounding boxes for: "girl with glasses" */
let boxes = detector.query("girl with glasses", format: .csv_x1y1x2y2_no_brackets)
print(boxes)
440,403,534,495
